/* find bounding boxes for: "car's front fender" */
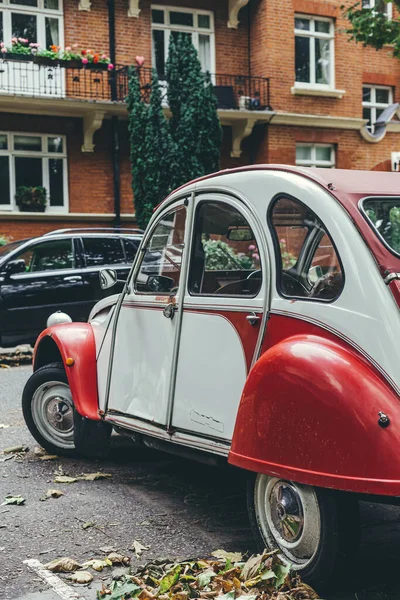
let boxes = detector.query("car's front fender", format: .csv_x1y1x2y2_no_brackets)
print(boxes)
34,323,100,421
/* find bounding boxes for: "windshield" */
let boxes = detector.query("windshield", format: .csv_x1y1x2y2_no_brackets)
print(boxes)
362,198,400,256
0,240,27,259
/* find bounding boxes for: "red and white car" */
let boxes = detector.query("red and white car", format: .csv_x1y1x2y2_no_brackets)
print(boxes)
22,166,400,589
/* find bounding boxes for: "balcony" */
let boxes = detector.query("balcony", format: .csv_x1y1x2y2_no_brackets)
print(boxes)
0,59,273,156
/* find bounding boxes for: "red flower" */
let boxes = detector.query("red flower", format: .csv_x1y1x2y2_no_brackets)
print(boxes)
93,54,99,63
81,49,86,55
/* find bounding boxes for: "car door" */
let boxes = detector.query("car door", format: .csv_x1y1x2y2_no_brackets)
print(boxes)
0,237,84,343
171,195,267,442
103,200,188,424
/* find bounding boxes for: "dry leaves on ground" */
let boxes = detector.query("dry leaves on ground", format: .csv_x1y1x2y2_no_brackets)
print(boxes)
0,424,10,429
2,495,25,506
0,349,33,368
97,551,321,600
69,570,94,584
130,540,150,559
45,557,83,573
54,472,112,484
40,489,64,501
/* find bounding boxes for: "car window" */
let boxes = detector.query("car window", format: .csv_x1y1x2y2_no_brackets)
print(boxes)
123,238,139,263
269,195,343,301
135,206,186,295
188,201,262,297
13,239,75,273
362,197,400,256
82,237,125,267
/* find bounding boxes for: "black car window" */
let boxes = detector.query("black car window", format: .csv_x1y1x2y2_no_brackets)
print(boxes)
14,239,74,272
82,237,125,267
123,238,139,262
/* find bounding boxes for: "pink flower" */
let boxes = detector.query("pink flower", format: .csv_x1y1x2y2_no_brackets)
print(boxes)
18,37,28,44
65,46,71,51
0,42,4,47
107,63,114,70
11,38,17,44
81,57,88,64
248,244,255,251
280,238,286,245
1,47,6,53
72,43,78,48
252,253,260,261
101,54,107,59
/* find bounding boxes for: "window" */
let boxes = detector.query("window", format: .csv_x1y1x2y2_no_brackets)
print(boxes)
123,238,140,263
296,144,335,168
13,239,74,272
0,0,63,50
0,132,68,211
151,5,214,78
362,197,400,256
82,238,125,267
362,85,393,132
269,196,343,301
135,205,186,295
362,0,392,18
294,15,334,88
189,201,262,297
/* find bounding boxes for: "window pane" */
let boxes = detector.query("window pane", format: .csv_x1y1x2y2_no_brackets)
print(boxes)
0,156,10,205
83,238,125,267
0,13,3,42
198,35,211,72
376,88,390,104
363,107,372,124
376,107,384,120
15,157,42,189
315,20,330,33
44,0,59,9
28,240,74,272
315,38,330,85
11,0,37,7
198,14,210,28
315,146,331,161
14,135,41,151
0,134,8,150
170,11,193,27
270,196,343,300
152,30,165,79
295,17,310,30
296,145,312,161
11,12,37,41
123,238,139,262
48,136,63,153
45,17,59,48
363,198,400,254
189,202,261,297
49,158,63,206
151,9,164,24
362,0,371,7
362,86,371,102
295,36,310,83
136,207,186,295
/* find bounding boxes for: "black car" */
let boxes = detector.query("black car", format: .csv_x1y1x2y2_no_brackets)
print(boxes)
0,228,143,347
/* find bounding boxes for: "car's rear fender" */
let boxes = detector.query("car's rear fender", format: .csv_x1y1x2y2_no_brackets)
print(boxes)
33,323,100,421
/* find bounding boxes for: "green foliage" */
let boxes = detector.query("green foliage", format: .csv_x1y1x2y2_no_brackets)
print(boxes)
128,34,222,228
390,205,400,251
202,239,257,270
0,235,10,246
342,1,400,57
15,186,47,210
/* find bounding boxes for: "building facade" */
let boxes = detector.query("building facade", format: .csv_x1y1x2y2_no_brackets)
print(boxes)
1,0,400,240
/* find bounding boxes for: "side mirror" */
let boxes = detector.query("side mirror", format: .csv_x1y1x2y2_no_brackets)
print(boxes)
146,275,174,293
4,259,26,276
308,265,323,284
99,268,118,290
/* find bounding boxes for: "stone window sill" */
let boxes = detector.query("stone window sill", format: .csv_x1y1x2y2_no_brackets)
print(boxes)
291,86,346,99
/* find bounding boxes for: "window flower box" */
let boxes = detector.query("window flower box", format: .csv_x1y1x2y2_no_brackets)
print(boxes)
85,62,109,71
18,205,46,212
33,55,60,67
59,59,82,69
3,53,33,62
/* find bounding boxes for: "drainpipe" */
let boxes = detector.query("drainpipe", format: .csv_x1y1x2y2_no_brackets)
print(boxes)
108,0,121,228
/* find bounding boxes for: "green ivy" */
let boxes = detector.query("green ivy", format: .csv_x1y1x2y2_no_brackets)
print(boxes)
342,1,400,57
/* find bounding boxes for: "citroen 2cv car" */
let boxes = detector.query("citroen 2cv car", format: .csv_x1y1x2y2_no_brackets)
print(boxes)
22,166,400,588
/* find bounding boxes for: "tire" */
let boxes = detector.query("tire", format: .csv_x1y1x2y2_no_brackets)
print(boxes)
22,362,111,459
247,473,360,592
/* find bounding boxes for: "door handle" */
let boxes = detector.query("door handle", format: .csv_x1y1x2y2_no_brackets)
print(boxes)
63,276,82,282
163,303,178,320
246,312,260,326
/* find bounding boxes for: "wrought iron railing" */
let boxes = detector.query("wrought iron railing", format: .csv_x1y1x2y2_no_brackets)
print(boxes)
0,59,272,111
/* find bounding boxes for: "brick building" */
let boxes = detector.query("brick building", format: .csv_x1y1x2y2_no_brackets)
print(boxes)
1,0,400,240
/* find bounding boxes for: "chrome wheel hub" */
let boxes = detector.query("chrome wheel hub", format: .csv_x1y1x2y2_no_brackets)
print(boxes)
31,381,75,449
254,475,321,569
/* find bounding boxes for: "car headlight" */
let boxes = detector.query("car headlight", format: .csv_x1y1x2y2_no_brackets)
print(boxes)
47,311,72,328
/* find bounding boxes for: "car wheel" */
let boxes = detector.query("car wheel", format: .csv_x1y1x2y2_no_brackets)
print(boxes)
247,473,359,591
22,362,111,458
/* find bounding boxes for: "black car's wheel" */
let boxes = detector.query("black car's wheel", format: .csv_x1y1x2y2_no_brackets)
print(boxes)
22,362,111,458
247,473,360,591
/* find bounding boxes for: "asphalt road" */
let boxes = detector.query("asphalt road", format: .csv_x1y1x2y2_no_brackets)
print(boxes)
1,366,400,600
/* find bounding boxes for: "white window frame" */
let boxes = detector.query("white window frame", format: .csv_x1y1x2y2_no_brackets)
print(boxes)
296,143,336,168
294,14,335,90
0,131,68,213
362,84,393,133
0,0,64,50
151,5,215,75
362,0,392,19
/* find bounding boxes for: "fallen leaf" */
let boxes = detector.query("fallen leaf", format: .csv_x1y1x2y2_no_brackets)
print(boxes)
40,489,64,501
82,559,110,572
130,540,149,558
54,475,78,484
197,571,215,589
2,445,28,454
69,570,93,584
82,522,96,530
2,495,25,505
0,424,10,429
159,565,182,594
211,550,243,562
79,472,112,481
274,563,289,589
44,557,82,573
109,582,142,600
39,454,58,461
107,552,130,566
